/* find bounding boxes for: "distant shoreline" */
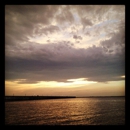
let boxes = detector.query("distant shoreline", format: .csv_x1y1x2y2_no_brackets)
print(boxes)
77,96,125,98
5,96,76,102
5,96,125,102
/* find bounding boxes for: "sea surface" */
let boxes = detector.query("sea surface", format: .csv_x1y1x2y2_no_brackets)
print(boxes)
5,97,125,125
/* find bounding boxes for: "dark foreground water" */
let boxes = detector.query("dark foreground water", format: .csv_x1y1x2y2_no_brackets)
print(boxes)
5,97,125,125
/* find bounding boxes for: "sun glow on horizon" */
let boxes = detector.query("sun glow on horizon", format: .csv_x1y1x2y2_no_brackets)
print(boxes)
121,75,125,78
5,79,125,96
57,78,97,87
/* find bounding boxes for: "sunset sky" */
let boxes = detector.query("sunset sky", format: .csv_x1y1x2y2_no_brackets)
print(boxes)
5,5,125,96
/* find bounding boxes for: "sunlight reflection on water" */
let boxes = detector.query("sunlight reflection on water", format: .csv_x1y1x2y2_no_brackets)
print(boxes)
5,97,125,125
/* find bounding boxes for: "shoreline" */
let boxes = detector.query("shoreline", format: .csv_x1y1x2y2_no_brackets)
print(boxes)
5,96,125,102
5,96,76,102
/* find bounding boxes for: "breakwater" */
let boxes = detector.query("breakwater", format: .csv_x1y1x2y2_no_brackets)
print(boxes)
5,96,76,102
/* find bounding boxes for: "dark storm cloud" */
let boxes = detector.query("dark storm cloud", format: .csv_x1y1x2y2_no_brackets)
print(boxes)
5,41,125,83
100,26,125,54
5,5,59,25
5,5,60,44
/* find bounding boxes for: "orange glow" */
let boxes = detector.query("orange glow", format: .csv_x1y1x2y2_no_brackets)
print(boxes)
121,75,125,78
5,78,125,96
58,78,97,87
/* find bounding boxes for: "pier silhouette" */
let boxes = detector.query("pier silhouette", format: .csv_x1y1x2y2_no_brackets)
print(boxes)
5,96,76,102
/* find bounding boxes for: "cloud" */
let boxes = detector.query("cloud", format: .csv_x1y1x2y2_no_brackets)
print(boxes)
5,5,60,25
5,5,125,85
47,40,50,42
73,35,82,40
5,5,60,44
5,41,125,83
81,18,93,30
56,6,74,24
100,26,125,54
34,25,60,36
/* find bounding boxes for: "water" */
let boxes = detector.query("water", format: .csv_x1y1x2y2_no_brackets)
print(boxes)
5,97,125,125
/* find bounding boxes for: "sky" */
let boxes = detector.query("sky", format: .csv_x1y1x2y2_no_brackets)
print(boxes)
5,5,125,96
